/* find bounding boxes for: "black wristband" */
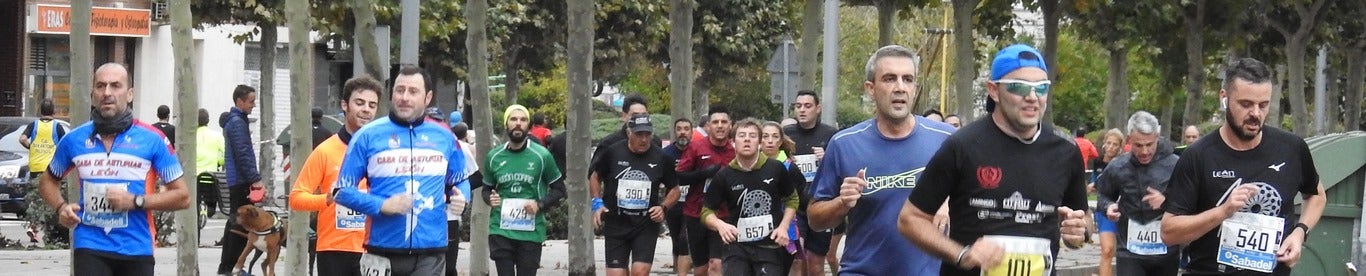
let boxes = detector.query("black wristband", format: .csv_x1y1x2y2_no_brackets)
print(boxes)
1294,222,1310,235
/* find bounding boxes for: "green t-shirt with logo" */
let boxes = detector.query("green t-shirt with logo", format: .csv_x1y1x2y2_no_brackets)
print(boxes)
484,142,562,243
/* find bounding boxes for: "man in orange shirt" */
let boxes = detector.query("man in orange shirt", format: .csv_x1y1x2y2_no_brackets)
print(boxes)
289,75,381,276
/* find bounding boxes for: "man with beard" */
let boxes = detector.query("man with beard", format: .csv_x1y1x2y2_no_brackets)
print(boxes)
38,63,191,276
1096,111,1181,275
901,44,1090,276
1162,58,1326,276
781,90,841,276
676,108,736,276
807,45,954,275
592,114,678,276
661,118,694,276
289,75,381,276
703,119,799,275
333,67,470,276
482,105,566,276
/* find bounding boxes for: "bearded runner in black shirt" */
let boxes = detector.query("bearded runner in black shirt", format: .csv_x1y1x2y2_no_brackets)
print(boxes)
1161,58,1326,276
704,119,799,276
1095,111,1181,275
591,115,679,276
901,44,1089,276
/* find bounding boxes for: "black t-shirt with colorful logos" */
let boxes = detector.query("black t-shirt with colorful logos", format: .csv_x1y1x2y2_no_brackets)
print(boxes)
592,140,677,237
908,120,1089,276
1163,127,1319,275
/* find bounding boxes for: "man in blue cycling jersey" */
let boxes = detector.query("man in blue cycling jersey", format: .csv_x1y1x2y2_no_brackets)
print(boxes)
333,66,471,276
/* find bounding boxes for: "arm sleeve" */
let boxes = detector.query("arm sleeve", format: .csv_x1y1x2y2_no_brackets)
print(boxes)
907,138,959,214
703,170,727,214
1062,149,1089,212
1095,163,1119,213
810,141,844,202
1162,149,1200,215
46,133,76,179
289,150,331,211
225,118,261,183
151,134,184,184
333,134,386,217
1296,141,1320,196
446,142,471,201
538,153,566,209
20,123,32,144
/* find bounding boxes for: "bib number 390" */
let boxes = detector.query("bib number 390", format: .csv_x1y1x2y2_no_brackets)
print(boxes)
359,253,391,276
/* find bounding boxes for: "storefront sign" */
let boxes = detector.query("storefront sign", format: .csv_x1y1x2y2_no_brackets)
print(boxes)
34,4,151,37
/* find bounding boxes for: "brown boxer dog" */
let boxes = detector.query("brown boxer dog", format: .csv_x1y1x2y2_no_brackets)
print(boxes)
231,205,288,276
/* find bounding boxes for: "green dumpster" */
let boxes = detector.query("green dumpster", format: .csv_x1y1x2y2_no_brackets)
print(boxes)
1292,131,1366,276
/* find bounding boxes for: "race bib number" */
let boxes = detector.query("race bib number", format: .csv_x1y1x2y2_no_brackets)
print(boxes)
792,154,818,182
1126,219,1167,255
677,185,690,202
736,214,774,243
982,236,1053,276
616,179,651,210
1217,212,1283,273
336,204,366,231
0,166,19,179
82,183,129,230
499,198,536,231
359,253,392,276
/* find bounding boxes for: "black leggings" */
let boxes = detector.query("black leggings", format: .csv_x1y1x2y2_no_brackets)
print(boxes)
1115,254,1179,276
73,249,155,276
216,183,251,274
489,234,542,276
446,220,461,276
315,251,362,276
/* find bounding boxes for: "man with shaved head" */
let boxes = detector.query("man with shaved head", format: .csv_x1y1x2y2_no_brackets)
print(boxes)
38,63,190,276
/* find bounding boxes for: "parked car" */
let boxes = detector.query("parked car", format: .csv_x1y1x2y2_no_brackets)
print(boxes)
0,117,71,218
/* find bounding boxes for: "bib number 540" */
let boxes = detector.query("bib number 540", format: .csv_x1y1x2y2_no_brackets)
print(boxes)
1235,229,1275,252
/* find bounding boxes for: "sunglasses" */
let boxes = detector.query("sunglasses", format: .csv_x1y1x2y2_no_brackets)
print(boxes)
993,79,1051,97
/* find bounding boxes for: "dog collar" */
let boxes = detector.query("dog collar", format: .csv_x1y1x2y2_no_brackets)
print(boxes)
252,213,283,236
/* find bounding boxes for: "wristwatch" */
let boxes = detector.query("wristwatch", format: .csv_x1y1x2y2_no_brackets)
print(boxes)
134,195,145,209
1294,222,1311,235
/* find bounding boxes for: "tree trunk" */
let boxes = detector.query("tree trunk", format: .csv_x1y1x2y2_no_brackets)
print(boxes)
465,0,494,273
1103,44,1130,130
1270,64,1285,128
1324,64,1339,133
1160,82,1177,139
285,0,314,274
876,0,895,47
566,0,595,274
1040,0,1058,124
799,0,821,91
953,0,978,121
169,0,199,274
67,1,91,273
352,0,388,115
1180,0,1206,127
504,45,522,105
1285,39,1309,136
1346,45,1364,131
670,0,695,128
694,79,711,120
258,24,278,200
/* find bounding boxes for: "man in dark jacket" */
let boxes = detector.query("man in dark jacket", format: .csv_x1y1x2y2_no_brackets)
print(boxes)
1096,111,1181,275
217,84,263,275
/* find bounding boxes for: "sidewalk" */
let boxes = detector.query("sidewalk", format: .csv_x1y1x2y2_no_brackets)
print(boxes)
0,236,1102,275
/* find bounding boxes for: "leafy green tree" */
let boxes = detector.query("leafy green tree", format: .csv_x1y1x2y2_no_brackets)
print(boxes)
1258,0,1331,136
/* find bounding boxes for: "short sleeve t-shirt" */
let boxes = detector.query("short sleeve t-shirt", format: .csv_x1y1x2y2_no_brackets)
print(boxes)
48,121,183,257
676,139,735,218
484,142,564,243
1162,128,1319,275
809,117,954,275
908,119,1089,276
592,140,677,237
783,123,837,213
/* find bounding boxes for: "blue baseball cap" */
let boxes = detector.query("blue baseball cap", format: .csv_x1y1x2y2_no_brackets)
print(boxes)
987,44,1048,112
448,110,463,126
